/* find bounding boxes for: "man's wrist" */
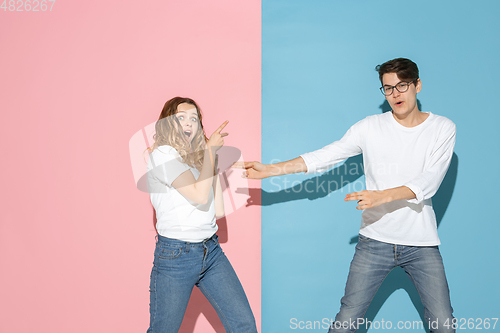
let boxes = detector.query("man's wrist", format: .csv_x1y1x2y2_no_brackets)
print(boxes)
382,186,415,204
266,164,280,177
381,189,393,204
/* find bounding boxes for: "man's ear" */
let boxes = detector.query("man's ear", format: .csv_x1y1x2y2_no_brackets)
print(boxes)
415,78,422,93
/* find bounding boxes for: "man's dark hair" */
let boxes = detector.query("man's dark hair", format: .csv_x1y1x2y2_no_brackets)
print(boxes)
375,58,419,85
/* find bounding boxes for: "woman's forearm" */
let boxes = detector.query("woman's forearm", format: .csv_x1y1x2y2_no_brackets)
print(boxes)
214,174,225,218
192,148,217,203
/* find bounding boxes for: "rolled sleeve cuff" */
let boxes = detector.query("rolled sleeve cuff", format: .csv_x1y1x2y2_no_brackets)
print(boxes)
405,182,423,204
300,153,317,175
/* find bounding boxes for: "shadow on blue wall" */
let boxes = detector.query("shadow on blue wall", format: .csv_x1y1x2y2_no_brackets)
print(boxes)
239,153,364,206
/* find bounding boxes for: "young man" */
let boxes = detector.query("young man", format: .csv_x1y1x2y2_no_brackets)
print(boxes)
234,58,456,333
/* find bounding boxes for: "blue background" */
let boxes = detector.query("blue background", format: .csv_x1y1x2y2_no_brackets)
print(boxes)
261,0,500,332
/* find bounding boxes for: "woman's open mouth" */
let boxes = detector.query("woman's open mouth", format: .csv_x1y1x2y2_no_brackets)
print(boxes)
184,130,192,140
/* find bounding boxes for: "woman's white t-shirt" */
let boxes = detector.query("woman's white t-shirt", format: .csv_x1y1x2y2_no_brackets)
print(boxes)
147,145,217,242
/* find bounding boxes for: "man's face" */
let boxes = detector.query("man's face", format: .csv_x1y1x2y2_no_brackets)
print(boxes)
382,72,421,117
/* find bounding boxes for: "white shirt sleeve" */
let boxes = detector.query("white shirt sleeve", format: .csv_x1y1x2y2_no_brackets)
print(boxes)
405,120,456,203
300,120,363,175
149,146,191,188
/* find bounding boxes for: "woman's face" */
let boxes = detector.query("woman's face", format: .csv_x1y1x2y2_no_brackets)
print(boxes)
175,103,200,143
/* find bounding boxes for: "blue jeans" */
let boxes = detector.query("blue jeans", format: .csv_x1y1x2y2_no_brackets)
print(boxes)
328,234,455,333
147,234,257,333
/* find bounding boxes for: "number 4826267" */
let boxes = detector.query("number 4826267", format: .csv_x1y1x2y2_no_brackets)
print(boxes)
444,318,498,330
1,0,56,11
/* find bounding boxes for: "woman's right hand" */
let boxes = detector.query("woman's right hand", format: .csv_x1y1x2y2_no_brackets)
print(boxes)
207,120,229,153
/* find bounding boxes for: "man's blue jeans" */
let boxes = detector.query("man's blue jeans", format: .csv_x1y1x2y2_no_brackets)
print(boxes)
328,234,455,333
147,234,257,333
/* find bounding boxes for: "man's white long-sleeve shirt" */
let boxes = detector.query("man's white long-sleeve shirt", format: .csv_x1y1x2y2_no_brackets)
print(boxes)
300,112,456,246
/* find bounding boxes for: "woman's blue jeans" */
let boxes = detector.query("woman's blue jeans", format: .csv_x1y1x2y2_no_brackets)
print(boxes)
147,234,257,333
328,234,455,333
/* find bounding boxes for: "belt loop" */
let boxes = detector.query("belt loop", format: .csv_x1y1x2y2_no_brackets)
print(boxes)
155,234,158,243
185,242,190,253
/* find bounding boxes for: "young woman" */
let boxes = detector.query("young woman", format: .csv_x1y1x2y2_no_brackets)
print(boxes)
146,97,257,333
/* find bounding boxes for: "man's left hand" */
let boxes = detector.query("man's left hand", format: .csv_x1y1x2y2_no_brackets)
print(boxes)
345,190,387,210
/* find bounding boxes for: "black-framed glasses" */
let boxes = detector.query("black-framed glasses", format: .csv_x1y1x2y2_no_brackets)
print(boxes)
380,79,417,96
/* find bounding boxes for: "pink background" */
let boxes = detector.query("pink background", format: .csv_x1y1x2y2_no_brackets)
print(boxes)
0,1,261,332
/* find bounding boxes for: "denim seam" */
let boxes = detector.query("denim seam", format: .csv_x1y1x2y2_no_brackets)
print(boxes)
357,266,396,326
403,267,442,333
331,265,395,331
404,267,435,324
405,269,425,305
198,281,233,333
151,266,157,333
200,245,207,274
404,268,454,333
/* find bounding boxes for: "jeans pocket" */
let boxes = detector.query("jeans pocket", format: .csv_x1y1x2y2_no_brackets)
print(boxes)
358,234,371,242
356,234,372,252
158,246,182,260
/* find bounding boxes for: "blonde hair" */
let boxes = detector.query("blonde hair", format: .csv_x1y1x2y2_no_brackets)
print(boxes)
149,97,207,170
